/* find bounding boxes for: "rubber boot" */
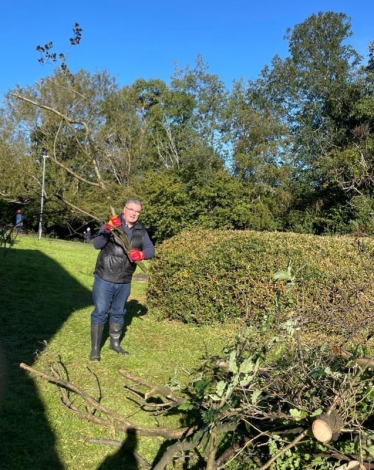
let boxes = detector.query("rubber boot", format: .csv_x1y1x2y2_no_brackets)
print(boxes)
89,323,105,361
109,322,129,355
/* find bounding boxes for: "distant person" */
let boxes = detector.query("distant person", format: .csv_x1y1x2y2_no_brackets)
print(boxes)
89,198,155,362
15,209,24,234
84,227,91,243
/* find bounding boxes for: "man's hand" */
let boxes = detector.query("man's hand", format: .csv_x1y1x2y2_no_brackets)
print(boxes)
109,216,122,227
105,215,122,232
129,249,145,261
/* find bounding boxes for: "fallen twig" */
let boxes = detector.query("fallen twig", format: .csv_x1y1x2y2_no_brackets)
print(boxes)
119,368,185,405
20,362,196,439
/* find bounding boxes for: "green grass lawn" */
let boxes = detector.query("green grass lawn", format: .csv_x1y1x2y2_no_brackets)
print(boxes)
0,235,236,470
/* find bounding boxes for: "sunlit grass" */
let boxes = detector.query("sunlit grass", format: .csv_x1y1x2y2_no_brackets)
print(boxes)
0,235,237,469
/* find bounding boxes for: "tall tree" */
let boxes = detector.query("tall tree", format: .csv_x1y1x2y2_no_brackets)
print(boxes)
252,11,365,232
3,69,131,227
226,78,293,224
170,55,229,170
264,12,361,166
320,43,374,232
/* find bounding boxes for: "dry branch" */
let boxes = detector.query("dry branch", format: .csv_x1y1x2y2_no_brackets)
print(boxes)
11,93,89,131
152,436,206,470
55,194,102,222
338,348,374,369
257,428,309,470
11,91,108,197
119,368,185,405
19,362,196,439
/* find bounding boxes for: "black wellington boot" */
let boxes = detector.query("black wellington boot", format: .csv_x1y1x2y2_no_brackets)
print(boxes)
89,323,105,361
109,322,129,355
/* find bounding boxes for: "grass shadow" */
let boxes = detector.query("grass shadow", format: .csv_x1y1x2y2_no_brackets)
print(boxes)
100,299,148,355
124,299,148,327
0,247,92,470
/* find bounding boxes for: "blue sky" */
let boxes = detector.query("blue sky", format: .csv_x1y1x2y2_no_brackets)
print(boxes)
1,0,373,99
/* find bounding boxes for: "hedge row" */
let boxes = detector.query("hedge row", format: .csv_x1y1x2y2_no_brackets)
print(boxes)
147,230,374,335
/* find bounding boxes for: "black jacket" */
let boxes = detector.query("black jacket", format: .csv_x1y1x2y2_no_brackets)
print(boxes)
94,222,149,284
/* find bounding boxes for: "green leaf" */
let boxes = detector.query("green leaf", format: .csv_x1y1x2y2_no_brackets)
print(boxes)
228,350,238,373
251,389,262,404
289,408,307,420
368,446,374,456
239,357,255,374
194,379,211,398
273,270,293,281
215,380,227,398
208,393,223,402
178,401,193,411
309,368,327,378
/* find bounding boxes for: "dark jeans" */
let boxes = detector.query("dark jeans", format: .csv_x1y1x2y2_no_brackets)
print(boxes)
91,275,131,325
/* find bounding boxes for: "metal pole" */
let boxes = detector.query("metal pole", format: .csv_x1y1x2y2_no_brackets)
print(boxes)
38,155,48,240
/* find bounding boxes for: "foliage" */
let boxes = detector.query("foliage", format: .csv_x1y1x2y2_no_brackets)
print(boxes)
0,124,40,206
148,229,374,341
137,167,279,244
167,322,374,469
36,22,82,78
261,12,361,164
2,13,374,240
236,11,371,237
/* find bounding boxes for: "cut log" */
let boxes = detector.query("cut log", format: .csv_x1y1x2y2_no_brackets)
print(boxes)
312,411,343,443
334,461,366,470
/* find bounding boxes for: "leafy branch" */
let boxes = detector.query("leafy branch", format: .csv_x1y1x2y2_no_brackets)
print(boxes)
36,22,82,78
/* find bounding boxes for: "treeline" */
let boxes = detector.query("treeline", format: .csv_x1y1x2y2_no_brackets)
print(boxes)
1,11,374,243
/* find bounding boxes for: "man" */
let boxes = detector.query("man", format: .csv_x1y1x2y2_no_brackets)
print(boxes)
15,209,24,234
84,227,91,243
89,198,155,361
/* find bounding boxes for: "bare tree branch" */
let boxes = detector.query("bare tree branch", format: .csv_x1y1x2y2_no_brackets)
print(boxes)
11,93,89,131
119,368,185,406
54,194,102,222
11,92,108,192
19,362,197,439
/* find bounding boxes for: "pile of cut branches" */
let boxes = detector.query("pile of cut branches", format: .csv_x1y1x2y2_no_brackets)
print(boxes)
20,318,374,470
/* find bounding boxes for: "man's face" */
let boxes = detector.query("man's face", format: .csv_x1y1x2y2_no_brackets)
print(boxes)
123,202,142,227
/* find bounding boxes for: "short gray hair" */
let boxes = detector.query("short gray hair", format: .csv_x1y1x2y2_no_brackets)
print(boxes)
125,198,142,207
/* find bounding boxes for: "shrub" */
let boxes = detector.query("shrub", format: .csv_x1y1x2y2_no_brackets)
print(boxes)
147,229,374,337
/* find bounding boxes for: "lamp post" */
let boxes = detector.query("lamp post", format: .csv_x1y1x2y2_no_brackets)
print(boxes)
38,155,48,240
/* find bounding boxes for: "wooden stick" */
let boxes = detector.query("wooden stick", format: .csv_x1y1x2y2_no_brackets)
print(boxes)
257,428,309,470
19,362,196,439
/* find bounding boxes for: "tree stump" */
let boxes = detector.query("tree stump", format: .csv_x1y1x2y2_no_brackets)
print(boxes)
312,411,343,443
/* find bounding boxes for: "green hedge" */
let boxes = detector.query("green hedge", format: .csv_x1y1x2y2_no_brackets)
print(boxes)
147,229,374,334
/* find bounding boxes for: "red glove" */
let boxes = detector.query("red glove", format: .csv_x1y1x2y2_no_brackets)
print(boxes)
105,215,122,232
129,249,145,261
109,216,122,227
